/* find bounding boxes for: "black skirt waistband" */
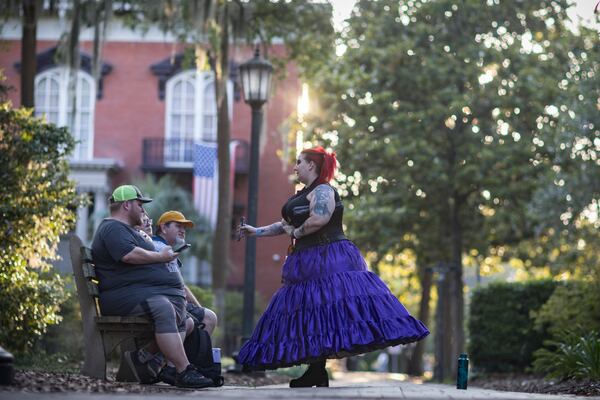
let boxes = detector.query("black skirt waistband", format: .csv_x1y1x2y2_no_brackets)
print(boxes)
293,232,347,252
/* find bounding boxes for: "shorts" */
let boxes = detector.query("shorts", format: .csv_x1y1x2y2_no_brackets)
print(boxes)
130,294,187,333
186,303,206,327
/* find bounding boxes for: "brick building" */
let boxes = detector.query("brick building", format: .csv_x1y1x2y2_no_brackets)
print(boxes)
1,18,301,300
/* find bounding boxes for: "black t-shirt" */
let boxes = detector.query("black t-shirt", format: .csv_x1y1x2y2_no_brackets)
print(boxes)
91,218,185,315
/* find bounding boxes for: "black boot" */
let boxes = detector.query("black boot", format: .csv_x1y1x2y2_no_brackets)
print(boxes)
289,361,329,388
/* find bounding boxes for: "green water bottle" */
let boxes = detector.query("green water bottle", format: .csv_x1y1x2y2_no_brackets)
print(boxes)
456,353,468,390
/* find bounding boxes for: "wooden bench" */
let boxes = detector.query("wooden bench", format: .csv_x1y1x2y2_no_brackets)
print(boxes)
69,234,154,381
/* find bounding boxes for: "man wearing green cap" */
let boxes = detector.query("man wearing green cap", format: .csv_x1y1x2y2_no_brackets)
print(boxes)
91,185,213,388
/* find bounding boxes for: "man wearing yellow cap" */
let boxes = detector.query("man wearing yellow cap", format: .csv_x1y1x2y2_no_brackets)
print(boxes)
153,210,218,335
151,210,219,385
91,185,213,388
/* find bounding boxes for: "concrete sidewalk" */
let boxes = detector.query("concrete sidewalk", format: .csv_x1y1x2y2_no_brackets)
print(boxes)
2,374,598,400
0,383,596,400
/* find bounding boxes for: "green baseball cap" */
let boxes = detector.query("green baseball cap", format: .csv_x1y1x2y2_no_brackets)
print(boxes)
109,185,152,203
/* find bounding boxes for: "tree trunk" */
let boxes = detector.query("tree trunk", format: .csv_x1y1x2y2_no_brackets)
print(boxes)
92,0,111,85
66,0,81,133
433,124,466,382
407,263,433,376
211,3,231,344
434,269,453,381
21,0,39,108
449,197,465,377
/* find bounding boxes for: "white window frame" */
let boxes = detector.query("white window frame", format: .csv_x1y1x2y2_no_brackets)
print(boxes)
34,67,96,161
164,70,233,166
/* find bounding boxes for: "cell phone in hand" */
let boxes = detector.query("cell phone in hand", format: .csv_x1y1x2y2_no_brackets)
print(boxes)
237,217,245,241
173,243,191,252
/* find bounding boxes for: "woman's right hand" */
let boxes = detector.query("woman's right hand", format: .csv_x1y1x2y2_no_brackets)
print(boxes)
238,223,257,239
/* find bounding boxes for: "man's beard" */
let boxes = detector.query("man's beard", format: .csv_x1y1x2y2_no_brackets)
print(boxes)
130,212,143,227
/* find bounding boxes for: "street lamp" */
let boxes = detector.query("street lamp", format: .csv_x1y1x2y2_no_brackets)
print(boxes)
239,47,273,348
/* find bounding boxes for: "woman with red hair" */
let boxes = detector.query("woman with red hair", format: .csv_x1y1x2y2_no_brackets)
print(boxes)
237,146,429,387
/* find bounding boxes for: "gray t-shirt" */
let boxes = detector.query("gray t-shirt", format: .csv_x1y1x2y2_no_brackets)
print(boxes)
91,218,185,315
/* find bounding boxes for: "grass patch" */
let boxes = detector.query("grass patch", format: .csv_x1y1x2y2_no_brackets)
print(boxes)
15,351,81,373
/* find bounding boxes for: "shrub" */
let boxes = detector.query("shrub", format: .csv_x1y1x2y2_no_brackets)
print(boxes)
532,282,600,380
533,330,600,380
36,282,84,360
533,281,600,337
187,284,214,309
468,280,556,373
0,95,81,353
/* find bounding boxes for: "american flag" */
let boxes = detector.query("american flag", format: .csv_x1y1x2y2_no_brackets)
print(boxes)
193,142,219,228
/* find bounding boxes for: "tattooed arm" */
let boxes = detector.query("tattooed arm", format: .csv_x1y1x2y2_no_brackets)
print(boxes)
238,221,286,238
293,184,335,239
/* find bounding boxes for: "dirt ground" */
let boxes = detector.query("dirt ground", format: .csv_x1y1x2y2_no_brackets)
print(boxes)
470,373,600,397
0,369,290,393
2,369,599,396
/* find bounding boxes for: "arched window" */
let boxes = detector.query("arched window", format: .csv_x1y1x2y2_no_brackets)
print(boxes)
164,71,232,165
35,67,96,160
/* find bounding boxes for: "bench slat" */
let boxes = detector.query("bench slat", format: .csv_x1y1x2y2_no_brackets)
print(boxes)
81,246,94,263
87,281,99,297
96,316,152,324
96,316,153,335
82,262,96,278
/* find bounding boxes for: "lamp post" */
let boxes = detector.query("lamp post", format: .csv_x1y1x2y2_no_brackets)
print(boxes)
239,47,273,346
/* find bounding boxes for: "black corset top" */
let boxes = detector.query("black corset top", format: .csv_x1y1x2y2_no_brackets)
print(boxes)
281,182,345,250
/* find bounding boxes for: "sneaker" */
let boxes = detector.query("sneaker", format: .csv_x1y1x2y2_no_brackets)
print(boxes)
147,354,165,377
158,365,176,385
174,364,213,388
124,350,158,384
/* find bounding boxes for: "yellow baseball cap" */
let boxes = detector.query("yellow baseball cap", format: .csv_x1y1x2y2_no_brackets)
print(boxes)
157,211,194,228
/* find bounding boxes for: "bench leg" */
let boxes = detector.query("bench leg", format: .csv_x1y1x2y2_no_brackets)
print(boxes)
81,328,107,380
116,338,140,382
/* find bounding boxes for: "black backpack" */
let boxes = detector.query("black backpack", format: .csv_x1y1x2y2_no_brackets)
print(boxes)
184,307,224,387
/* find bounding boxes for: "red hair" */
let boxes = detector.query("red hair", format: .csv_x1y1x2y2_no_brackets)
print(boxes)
301,146,337,184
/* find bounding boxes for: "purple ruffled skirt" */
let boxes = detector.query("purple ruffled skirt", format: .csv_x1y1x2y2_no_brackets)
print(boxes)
238,240,430,369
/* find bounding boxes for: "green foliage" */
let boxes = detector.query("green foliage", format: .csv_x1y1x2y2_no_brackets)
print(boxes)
115,1,334,81
533,330,600,380
218,290,265,356
468,280,557,373
307,0,594,262
0,94,81,353
17,285,84,371
135,175,213,263
246,1,334,81
187,284,214,309
508,221,600,281
533,281,600,337
525,24,599,236
36,282,84,359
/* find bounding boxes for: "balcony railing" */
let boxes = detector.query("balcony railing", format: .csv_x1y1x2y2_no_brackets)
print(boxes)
142,137,249,173
142,138,199,170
